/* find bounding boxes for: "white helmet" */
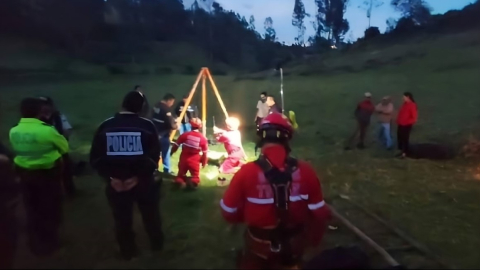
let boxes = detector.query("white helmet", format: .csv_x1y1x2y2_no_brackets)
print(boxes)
225,117,240,130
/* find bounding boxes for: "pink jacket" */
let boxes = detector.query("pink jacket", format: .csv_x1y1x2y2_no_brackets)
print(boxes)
215,130,245,158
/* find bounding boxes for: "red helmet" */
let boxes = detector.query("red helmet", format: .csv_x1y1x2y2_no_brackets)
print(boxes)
190,118,203,129
258,113,293,140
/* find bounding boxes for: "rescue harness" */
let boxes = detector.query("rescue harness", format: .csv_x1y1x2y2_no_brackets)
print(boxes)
250,154,301,266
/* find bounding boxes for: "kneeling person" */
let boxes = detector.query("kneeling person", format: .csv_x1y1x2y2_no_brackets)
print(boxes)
171,118,208,189
89,91,163,260
213,117,246,174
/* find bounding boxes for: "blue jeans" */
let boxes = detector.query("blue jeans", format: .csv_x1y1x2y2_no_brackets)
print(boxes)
378,123,393,149
160,135,172,173
179,123,192,135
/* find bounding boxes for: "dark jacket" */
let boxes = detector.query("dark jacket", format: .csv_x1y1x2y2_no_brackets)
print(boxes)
354,99,375,124
175,101,198,124
152,102,177,136
89,112,160,181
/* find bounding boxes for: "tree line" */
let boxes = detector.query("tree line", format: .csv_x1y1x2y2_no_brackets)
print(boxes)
0,0,466,72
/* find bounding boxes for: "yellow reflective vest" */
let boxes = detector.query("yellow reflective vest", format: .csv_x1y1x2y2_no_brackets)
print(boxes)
9,118,69,170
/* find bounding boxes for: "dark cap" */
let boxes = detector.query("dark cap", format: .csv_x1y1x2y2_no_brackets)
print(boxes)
122,91,145,114
20,97,44,118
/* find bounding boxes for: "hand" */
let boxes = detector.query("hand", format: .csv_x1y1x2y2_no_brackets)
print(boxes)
110,178,125,192
123,176,139,191
0,154,10,163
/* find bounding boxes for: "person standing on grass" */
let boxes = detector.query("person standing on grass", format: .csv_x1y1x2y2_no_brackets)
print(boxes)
175,94,199,135
396,92,418,158
220,113,331,269
152,93,178,176
345,92,375,150
0,142,20,269
375,96,394,150
134,85,151,118
254,92,269,130
9,97,69,257
38,96,76,197
90,91,163,261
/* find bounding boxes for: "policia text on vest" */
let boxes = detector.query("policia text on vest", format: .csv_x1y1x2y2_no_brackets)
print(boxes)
106,132,144,156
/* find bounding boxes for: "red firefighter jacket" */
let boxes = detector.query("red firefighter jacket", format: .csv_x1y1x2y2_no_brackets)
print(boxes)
172,130,208,166
220,145,331,233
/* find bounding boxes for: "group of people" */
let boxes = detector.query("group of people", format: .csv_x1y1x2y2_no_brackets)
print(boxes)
0,83,336,270
346,91,418,158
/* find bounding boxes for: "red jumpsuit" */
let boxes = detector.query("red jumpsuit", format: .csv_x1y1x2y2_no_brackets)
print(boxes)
220,145,331,269
214,130,245,174
171,130,208,185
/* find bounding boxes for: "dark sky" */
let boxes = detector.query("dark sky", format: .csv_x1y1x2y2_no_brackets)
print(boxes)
183,0,475,43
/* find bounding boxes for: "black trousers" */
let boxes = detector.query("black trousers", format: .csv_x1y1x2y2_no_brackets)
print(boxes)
105,179,164,257
17,163,63,256
346,121,369,147
0,206,18,269
255,117,264,129
397,125,413,154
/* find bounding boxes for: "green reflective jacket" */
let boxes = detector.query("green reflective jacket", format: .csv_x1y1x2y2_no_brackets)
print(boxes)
9,118,69,170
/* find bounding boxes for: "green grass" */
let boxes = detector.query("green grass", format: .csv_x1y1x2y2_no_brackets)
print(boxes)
2,30,480,268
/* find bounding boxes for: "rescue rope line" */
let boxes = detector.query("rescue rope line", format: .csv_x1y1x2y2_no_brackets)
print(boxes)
329,206,401,268
338,195,454,269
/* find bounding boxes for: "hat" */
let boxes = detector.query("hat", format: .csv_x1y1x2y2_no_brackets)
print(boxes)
382,96,391,101
364,92,372,98
122,91,145,114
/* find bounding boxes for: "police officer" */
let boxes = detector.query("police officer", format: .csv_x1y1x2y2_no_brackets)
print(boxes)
175,94,198,135
134,85,151,118
38,96,76,197
9,97,69,256
90,91,163,261
0,142,19,269
152,93,177,176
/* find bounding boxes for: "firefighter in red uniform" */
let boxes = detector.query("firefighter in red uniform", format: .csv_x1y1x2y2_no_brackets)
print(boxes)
171,118,208,189
220,113,331,269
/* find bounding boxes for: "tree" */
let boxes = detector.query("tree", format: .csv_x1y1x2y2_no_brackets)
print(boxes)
391,0,432,25
264,17,276,42
386,17,397,32
314,0,350,44
292,0,308,45
248,15,256,31
358,0,384,27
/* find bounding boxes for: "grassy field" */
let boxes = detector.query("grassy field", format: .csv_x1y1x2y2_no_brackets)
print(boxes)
1,30,480,269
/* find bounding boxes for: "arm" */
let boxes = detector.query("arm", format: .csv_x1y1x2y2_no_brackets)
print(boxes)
255,101,260,120
302,163,331,246
200,137,208,167
174,103,181,118
166,111,178,130
220,166,246,223
171,133,186,155
411,104,418,124
49,127,69,155
60,114,73,139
